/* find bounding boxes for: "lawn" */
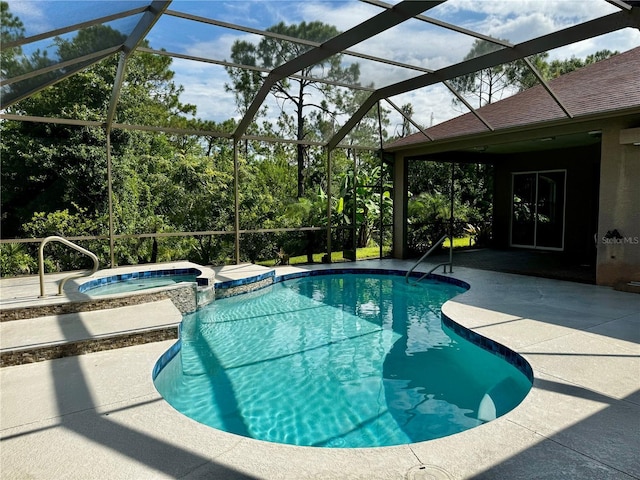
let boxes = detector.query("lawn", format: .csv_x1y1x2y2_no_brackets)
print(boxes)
258,236,473,267
258,246,392,267
442,235,475,248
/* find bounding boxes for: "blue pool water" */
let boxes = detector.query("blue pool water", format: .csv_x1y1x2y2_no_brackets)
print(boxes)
153,273,532,448
83,274,197,296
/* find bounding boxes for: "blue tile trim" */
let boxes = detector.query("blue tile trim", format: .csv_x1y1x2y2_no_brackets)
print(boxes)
215,269,276,290
274,267,470,290
441,312,534,382
79,267,203,293
152,338,181,380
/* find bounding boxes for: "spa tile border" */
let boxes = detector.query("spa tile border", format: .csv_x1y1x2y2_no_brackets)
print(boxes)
79,267,209,293
275,268,470,291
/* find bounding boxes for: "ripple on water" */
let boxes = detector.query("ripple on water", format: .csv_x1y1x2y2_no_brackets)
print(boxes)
154,274,531,448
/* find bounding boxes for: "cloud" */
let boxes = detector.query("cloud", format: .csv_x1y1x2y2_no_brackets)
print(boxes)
436,0,618,22
161,0,640,130
387,84,461,133
547,28,640,61
298,2,379,32
186,32,256,61
7,0,51,37
171,58,239,123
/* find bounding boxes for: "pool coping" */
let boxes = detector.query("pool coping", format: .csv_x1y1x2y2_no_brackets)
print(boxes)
1,259,638,479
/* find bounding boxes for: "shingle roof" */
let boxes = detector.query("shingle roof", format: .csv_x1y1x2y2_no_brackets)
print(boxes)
386,46,640,150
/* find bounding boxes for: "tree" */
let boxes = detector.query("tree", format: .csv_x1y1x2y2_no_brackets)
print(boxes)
451,38,619,109
1,17,196,239
1,1,58,103
399,103,414,138
547,49,618,81
336,163,392,249
405,159,493,253
449,39,514,109
508,49,618,91
0,1,25,78
225,21,361,198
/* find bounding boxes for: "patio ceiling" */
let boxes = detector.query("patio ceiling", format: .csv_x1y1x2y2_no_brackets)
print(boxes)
1,0,639,150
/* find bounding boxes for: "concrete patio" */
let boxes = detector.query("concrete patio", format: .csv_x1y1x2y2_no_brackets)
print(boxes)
1,259,638,479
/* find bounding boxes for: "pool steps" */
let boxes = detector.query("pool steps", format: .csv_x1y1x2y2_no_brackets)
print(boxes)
0,263,268,366
0,300,181,367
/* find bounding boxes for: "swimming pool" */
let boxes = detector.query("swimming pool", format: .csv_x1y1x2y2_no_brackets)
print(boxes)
153,271,532,448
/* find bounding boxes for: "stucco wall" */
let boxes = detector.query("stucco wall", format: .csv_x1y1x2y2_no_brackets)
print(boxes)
596,123,640,287
392,156,409,259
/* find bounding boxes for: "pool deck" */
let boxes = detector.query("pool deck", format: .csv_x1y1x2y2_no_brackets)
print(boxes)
1,259,639,479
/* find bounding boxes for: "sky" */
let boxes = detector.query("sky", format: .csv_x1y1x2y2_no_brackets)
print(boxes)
7,0,640,140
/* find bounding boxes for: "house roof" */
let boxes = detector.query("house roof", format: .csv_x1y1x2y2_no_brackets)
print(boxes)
386,46,640,151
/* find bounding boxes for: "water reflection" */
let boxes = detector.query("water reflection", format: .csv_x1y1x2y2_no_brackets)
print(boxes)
155,273,530,447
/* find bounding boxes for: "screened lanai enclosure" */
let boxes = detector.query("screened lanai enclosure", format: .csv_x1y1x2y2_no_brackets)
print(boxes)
2,1,639,275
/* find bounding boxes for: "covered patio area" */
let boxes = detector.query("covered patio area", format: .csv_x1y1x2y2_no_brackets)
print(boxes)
429,248,597,284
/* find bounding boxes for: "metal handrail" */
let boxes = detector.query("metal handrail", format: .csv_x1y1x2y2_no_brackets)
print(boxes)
38,236,99,297
405,233,453,284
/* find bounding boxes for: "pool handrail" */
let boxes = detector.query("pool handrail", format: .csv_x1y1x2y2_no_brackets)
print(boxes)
405,233,452,284
39,235,99,297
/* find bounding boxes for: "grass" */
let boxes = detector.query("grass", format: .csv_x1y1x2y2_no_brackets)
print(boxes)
258,245,392,267
259,237,474,267
258,237,473,267
442,235,474,248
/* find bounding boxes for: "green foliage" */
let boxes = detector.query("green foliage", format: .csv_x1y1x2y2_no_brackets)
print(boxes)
225,20,382,198
336,161,392,249
0,120,109,237
406,160,491,254
258,244,392,267
3,3,616,276
21,205,108,273
0,243,37,276
0,1,25,80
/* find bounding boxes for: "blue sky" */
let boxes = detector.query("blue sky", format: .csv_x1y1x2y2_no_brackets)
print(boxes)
8,0,640,137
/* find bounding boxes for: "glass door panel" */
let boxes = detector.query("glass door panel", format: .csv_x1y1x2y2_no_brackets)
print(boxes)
510,171,566,250
536,171,565,249
511,173,536,247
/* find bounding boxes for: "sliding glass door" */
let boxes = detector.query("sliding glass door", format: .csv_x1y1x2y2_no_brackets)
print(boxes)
511,170,566,250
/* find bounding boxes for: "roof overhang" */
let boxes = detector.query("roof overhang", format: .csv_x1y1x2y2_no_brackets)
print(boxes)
387,108,640,160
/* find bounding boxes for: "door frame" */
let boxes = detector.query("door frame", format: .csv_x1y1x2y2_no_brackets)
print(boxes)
510,169,567,251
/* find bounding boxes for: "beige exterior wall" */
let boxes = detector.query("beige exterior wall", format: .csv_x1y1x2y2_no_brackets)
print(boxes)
596,122,640,287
